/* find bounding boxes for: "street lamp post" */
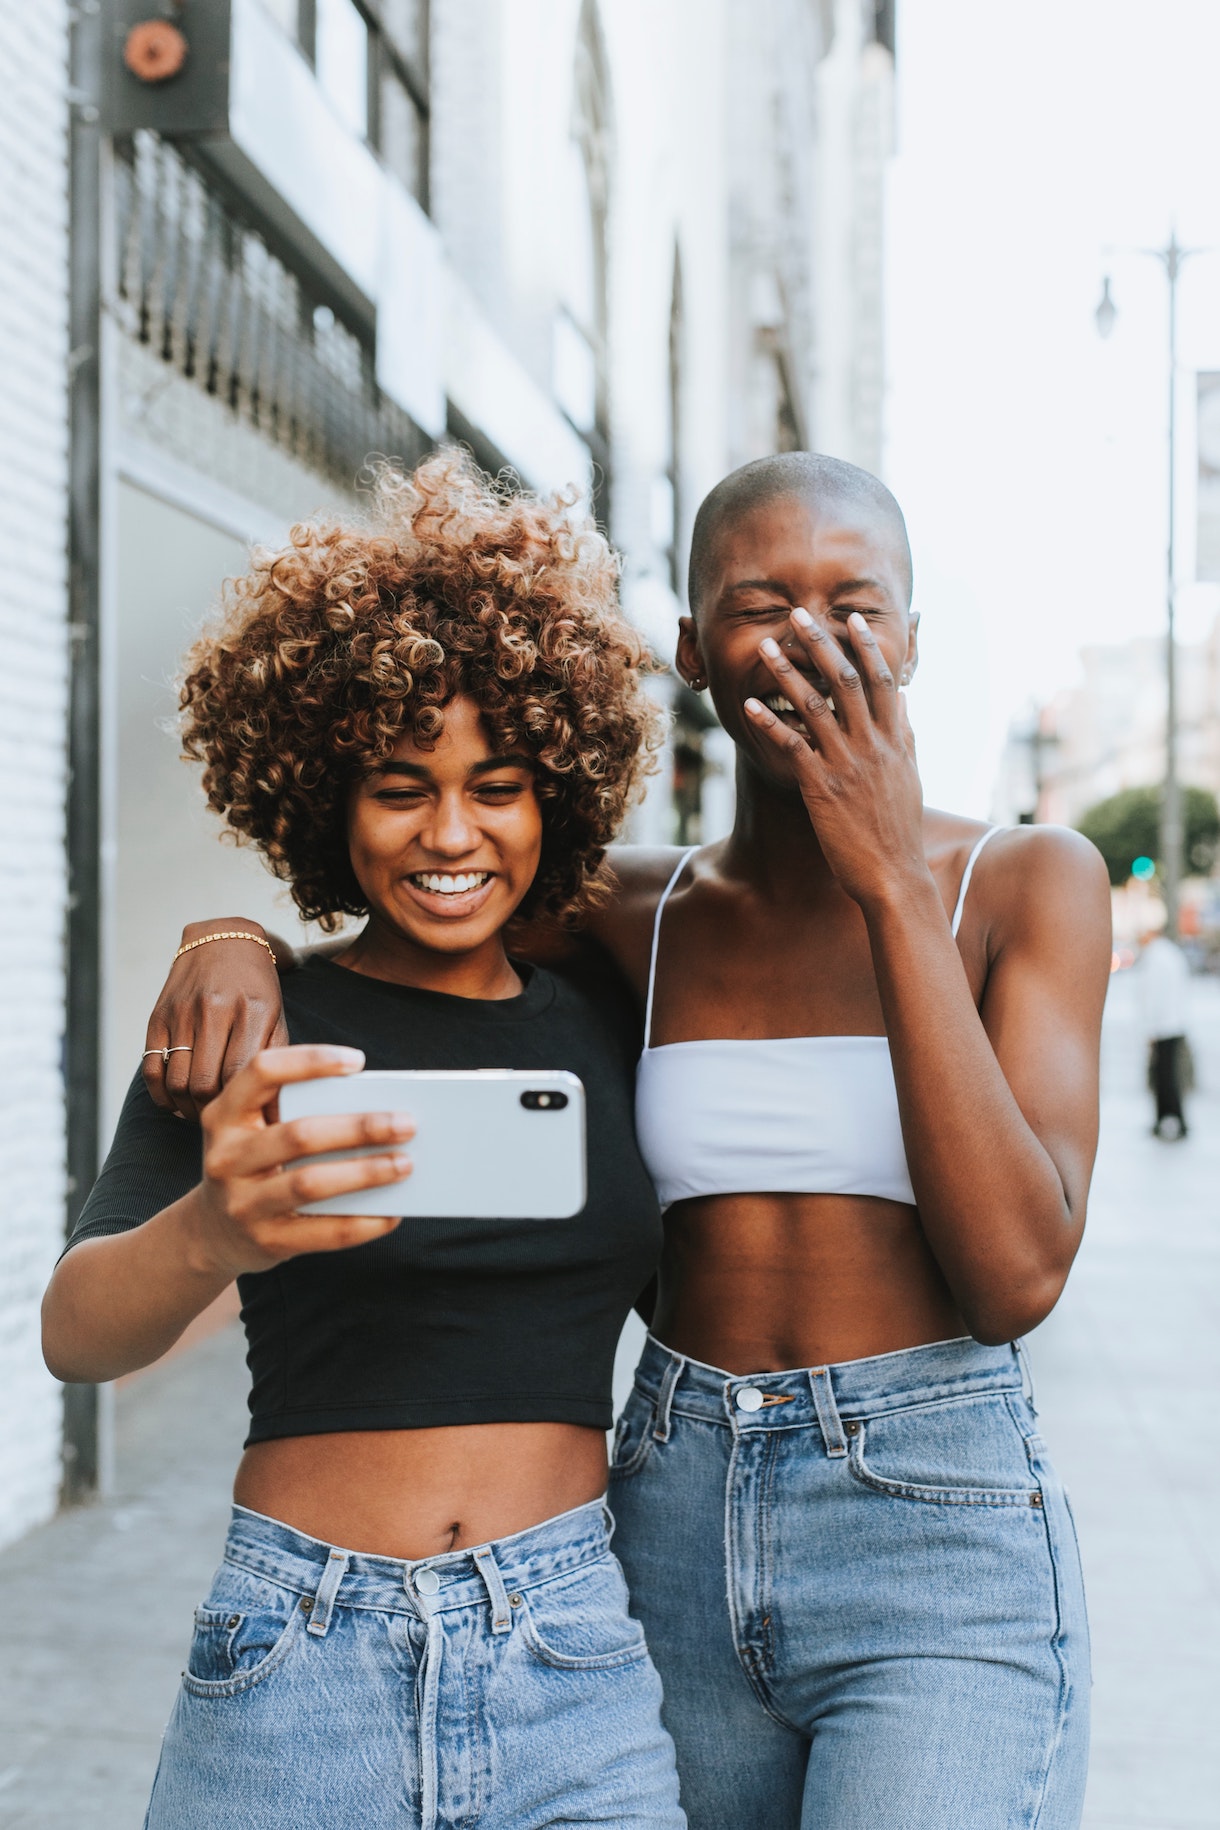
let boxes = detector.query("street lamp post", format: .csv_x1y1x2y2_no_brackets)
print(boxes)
1096,230,1201,940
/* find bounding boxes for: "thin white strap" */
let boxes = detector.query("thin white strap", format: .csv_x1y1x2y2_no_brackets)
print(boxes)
643,846,700,1047
950,825,1003,938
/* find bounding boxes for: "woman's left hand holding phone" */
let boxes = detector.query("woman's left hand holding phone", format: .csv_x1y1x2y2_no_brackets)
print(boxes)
191,1045,413,1275
42,1046,413,1384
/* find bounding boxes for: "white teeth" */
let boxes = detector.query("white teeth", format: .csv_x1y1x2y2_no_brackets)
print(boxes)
412,872,490,896
762,692,836,716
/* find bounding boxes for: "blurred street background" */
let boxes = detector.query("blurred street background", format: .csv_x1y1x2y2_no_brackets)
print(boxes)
4,0,1220,1822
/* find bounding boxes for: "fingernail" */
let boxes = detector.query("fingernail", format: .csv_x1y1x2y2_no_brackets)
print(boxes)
745,697,766,715
792,607,813,626
392,1155,412,1174
335,1048,365,1069
760,637,781,657
848,611,867,629
391,1116,414,1136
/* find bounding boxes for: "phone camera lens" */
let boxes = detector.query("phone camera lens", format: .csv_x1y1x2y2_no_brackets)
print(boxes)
521,1090,568,1111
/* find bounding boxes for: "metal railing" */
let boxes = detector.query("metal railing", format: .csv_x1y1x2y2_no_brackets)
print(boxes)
113,131,429,491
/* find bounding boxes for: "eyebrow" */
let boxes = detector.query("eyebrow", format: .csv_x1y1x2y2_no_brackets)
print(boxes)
827,578,889,599
375,752,535,781
720,579,795,600
719,576,891,605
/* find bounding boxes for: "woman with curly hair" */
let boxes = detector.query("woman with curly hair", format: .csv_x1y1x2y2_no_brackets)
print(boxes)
41,454,685,1830
145,451,1109,1830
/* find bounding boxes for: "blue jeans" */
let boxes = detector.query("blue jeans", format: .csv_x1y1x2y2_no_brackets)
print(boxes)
145,1499,685,1829
609,1334,1090,1830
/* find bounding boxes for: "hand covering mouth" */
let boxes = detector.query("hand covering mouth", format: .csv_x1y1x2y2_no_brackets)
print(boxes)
761,690,836,717
408,871,492,896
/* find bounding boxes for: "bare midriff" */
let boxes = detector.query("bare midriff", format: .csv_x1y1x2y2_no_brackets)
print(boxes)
232,1421,608,1561
650,1192,969,1374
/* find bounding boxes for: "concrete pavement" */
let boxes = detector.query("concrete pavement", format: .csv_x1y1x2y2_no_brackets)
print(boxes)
1031,969,1220,1829
1,969,1217,1828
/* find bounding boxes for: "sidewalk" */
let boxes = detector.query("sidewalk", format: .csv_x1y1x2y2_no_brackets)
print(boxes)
1,972,1217,1828
0,1327,248,1829
1031,970,1220,1829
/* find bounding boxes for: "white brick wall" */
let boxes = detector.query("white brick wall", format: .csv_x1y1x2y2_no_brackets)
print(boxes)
0,0,69,1548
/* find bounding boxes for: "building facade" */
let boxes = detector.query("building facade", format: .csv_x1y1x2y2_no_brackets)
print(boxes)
994,620,1220,831
0,0,71,1548
0,0,895,1546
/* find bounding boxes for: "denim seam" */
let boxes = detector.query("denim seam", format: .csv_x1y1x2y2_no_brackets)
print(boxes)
609,1397,658,1481
657,1381,1024,1430
180,1604,305,1699
518,1596,649,1671
1018,1423,1073,1829
847,1424,1042,1508
723,1433,804,1736
218,1547,611,1617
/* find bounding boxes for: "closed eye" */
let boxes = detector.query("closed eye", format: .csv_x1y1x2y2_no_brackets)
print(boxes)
473,781,529,803
727,603,792,622
374,787,429,806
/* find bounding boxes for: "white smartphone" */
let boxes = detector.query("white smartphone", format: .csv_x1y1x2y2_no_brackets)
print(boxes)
277,1069,586,1220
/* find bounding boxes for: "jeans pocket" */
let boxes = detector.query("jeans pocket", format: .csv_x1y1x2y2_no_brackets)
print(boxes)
520,1555,649,1671
609,1388,656,1482
846,1394,1044,1508
181,1563,307,1699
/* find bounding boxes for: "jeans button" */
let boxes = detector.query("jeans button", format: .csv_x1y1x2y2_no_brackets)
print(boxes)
414,1568,441,1595
735,1387,764,1413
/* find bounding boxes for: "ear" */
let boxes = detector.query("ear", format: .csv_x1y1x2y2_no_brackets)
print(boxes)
900,611,920,687
676,616,707,691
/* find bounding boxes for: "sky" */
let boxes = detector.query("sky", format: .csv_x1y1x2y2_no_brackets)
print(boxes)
886,0,1220,814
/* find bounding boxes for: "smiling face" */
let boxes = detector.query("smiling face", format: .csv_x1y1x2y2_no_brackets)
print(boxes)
346,695,543,965
678,491,919,791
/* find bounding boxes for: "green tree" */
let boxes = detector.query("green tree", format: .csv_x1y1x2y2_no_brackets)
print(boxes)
1076,784,1220,887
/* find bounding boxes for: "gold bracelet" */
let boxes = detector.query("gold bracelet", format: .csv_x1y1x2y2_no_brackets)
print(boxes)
173,930,277,964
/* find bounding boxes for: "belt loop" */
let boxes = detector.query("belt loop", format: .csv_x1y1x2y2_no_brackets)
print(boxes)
1015,1338,1039,1417
652,1351,687,1442
808,1366,847,1457
472,1545,513,1634
306,1548,349,1638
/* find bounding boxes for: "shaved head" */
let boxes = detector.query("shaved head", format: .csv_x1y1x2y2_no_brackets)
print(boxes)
688,452,913,612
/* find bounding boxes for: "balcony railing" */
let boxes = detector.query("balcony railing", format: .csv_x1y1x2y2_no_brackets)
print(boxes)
113,131,429,491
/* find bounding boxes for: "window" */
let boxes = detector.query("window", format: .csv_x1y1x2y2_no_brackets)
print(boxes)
293,0,430,207
314,0,370,140
555,0,610,511
369,0,431,205
666,246,684,596
378,0,426,66
374,59,427,201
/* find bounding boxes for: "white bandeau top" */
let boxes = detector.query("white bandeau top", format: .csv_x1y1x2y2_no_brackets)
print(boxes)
634,827,1002,1210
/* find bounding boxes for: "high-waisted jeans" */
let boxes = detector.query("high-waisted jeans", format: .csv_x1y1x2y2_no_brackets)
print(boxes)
144,1499,685,1829
608,1333,1090,1830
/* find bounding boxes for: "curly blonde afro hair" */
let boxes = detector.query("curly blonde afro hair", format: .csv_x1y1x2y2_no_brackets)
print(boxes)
180,452,663,930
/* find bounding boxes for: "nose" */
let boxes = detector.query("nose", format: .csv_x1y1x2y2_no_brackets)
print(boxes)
420,791,480,860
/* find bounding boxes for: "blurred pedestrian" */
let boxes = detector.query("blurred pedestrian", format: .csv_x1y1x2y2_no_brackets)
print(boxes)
147,452,1110,1830
42,455,685,1830
1138,929,1192,1140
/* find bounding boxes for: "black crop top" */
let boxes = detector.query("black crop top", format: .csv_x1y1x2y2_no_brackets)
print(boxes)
69,958,662,1444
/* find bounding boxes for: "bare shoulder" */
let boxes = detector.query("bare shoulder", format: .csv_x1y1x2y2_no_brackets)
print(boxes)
974,824,1112,963
587,844,692,982
594,844,690,925
603,843,691,895
985,823,1109,900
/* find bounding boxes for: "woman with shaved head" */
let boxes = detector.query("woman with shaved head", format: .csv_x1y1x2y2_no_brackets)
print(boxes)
146,451,1108,1829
